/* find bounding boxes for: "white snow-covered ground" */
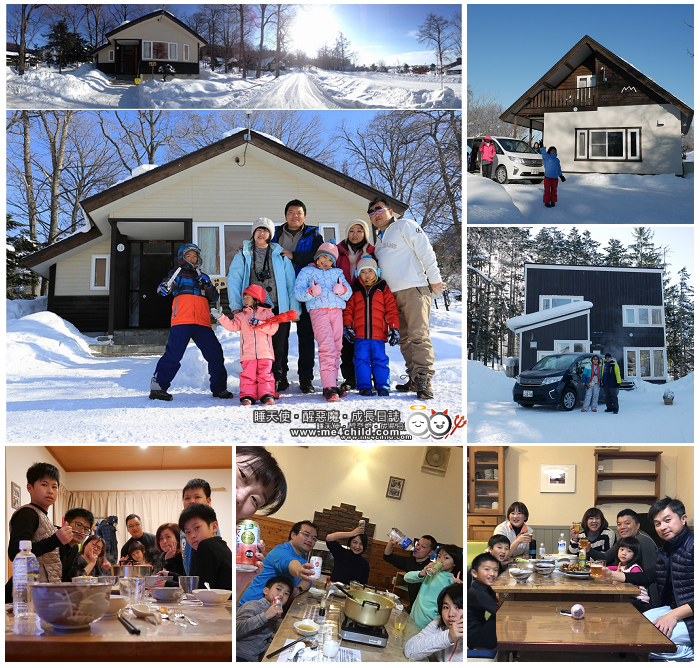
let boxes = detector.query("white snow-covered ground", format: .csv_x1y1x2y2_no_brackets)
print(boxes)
467,360,693,443
6,65,461,110
466,172,693,224
6,299,463,443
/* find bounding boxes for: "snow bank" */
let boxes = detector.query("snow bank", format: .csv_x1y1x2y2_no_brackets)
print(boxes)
507,301,592,332
569,173,690,191
466,174,526,223
7,297,48,321
131,164,159,178
467,360,515,403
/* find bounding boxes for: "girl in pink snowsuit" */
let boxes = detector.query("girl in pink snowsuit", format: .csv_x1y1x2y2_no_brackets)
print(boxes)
294,242,352,402
211,284,279,406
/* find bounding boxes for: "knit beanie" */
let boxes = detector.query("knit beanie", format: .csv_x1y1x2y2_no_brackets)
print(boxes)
345,219,371,244
314,242,339,267
356,255,379,280
251,217,275,240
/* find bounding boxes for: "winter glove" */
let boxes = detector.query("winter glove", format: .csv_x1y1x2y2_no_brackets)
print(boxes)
388,328,400,346
343,326,356,343
157,281,171,296
584,383,590,390
617,383,621,389
249,317,260,327
560,175,566,182
197,273,212,288
308,279,322,297
332,277,347,295
210,307,223,320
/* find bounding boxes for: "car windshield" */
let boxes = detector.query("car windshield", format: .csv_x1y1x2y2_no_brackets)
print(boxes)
497,139,537,154
530,354,580,371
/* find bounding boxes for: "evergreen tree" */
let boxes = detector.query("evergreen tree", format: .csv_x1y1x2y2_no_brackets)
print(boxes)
628,227,662,267
602,238,632,266
7,214,41,299
530,227,565,264
44,19,90,73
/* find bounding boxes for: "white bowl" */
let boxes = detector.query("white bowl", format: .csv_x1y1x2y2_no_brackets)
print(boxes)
534,564,556,576
29,583,111,630
150,587,183,602
104,595,128,616
192,588,232,605
308,587,325,599
294,619,320,636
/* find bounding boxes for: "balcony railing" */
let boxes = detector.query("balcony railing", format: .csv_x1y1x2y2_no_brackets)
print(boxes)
531,86,596,109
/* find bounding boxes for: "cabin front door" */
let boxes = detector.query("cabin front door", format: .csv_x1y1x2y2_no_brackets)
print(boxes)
119,45,137,75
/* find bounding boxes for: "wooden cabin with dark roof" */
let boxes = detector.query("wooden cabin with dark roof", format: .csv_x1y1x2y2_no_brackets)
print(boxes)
500,35,693,176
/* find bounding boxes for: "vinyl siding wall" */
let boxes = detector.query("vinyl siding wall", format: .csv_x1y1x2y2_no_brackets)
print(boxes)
54,238,112,297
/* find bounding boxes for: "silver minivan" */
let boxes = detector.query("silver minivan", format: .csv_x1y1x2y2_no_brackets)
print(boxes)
467,136,544,185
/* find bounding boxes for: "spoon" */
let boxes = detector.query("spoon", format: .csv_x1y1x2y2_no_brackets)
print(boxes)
265,638,317,659
204,582,211,590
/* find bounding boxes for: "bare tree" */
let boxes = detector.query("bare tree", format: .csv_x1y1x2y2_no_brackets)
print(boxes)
255,4,275,78
10,4,45,75
190,4,224,70
273,4,295,78
231,4,253,78
467,85,533,140
416,12,450,87
449,10,461,58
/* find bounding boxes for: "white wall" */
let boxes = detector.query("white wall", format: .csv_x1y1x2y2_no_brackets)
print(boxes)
265,446,463,545
545,103,682,175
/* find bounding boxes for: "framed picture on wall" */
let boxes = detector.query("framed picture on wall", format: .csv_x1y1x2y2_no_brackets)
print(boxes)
11,481,21,509
386,476,405,499
540,464,576,493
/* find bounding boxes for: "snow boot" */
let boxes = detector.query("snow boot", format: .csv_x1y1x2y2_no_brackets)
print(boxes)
415,374,434,400
377,388,390,397
551,202,556,207
359,388,375,396
240,396,255,406
395,376,417,392
260,394,275,405
323,387,340,402
335,386,347,398
276,377,290,393
299,377,315,394
149,389,173,401
340,380,356,392
592,408,597,412
581,408,587,412
605,409,613,413
213,390,234,399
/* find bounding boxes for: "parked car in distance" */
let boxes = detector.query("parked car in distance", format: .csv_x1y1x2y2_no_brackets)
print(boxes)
513,353,609,410
467,136,544,185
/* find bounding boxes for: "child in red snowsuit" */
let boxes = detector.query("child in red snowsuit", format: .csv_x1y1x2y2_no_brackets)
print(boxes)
211,284,279,406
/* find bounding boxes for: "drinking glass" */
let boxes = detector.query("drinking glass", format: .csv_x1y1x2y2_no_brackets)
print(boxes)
178,576,199,595
572,522,581,533
322,623,341,659
590,560,604,579
119,577,146,604
579,538,590,551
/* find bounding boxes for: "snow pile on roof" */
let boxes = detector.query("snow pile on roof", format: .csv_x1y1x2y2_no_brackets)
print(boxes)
466,174,526,224
221,128,285,145
131,164,159,178
7,297,48,321
684,151,694,163
507,301,593,332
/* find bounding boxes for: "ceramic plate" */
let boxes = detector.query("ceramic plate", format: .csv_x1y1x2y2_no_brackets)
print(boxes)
559,570,592,578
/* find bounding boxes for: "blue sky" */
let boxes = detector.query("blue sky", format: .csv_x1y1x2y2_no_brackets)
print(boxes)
175,3,461,66
467,4,694,113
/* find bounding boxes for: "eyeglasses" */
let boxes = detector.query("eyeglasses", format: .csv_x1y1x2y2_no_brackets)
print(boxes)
127,523,142,529
298,531,318,543
368,207,386,217
71,521,92,533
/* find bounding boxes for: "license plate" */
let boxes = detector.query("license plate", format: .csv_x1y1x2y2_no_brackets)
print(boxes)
532,169,540,174
523,390,533,398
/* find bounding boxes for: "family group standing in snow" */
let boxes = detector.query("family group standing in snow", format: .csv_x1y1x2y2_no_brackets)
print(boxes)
148,198,444,404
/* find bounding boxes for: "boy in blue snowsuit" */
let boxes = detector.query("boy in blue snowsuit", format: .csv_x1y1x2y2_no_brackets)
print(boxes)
539,145,565,208
149,244,232,401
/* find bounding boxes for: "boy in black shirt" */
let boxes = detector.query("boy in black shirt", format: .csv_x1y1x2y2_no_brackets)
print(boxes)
180,503,232,595
467,552,499,650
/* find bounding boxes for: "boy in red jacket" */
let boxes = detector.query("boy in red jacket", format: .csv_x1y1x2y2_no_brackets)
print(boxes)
342,256,400,396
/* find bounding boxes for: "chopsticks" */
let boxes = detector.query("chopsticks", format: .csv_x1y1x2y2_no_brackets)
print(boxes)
54,525,91,538
117,609,141,635
266,638,304,660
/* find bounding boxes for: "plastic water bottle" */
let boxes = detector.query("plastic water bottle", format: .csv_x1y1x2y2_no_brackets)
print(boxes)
539,542,546,558
558,533,566,555
13,541,40,617
387,528,415,552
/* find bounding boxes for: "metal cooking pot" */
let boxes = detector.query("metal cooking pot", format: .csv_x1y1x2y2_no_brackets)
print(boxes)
338,586,395,627
110,564,153,578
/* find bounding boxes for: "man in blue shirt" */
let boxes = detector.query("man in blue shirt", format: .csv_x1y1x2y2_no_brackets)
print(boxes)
237,520,317,608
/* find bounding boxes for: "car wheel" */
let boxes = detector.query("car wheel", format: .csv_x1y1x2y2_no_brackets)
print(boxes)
561,388,577,411
518,403,534,408
530,179,543,184
495,165,509,184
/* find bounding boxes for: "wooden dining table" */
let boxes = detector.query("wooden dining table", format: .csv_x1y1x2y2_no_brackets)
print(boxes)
260,586,426,662
495,600,676,661
492,568,640,602
5,598,232,661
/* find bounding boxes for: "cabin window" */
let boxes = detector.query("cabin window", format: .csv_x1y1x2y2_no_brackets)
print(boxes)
183,44,189,61
554,340,588,354
91,255,110,290
321,225,340,242
622,305,664,327
193,222,253,279
624,347,666,380
575,127,642,161
539,295,583,311
108,50,114,62
142,41,177,60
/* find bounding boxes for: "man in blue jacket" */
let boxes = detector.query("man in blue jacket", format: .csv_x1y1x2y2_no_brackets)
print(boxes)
272,200,324,394
602,353,621,414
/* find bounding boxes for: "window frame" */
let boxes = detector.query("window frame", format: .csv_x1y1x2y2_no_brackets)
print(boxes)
108,49,114,62
319,223,340,243
624,346,667,380
142,40,178,61
553,340,589,355
622,305,665,327
539,295,584,311
183,43,189,61
193,221,255,278
574,127,642,162
90,254,110,291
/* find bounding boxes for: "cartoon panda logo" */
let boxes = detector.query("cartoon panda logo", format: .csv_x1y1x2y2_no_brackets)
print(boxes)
428,409,452,439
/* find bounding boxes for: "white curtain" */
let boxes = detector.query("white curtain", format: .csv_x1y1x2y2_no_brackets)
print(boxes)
53,484,71,527
66,490,181,560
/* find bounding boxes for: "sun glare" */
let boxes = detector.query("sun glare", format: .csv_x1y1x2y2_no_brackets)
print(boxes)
289,6,342,57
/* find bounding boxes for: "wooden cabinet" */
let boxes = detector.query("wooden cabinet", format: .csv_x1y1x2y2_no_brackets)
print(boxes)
468,446,507,541
594,450,661,505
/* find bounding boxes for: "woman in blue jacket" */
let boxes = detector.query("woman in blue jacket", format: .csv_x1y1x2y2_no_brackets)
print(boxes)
226,218,300,395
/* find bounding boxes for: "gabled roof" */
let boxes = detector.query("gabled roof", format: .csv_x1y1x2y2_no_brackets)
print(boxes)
500,35,693,134
91,9,207,54
507,301,593,334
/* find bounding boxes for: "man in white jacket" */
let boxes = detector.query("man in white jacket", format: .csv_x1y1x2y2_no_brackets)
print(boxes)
367,197,445,400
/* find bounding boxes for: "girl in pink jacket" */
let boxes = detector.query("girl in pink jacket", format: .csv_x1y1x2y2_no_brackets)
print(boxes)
478,137,497,180
211,284,279,406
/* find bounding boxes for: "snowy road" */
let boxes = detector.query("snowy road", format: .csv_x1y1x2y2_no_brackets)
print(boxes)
246,71,341,109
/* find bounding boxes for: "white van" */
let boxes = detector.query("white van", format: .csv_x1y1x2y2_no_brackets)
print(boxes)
467,136,544,184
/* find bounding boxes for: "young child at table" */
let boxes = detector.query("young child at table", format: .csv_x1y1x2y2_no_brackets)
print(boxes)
236,576,293,661
180,503,232,595
467,535,511,588
467,553,498,650
6,462,73,602
404,583,463,661
603,536,651,612
404,544,463,629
